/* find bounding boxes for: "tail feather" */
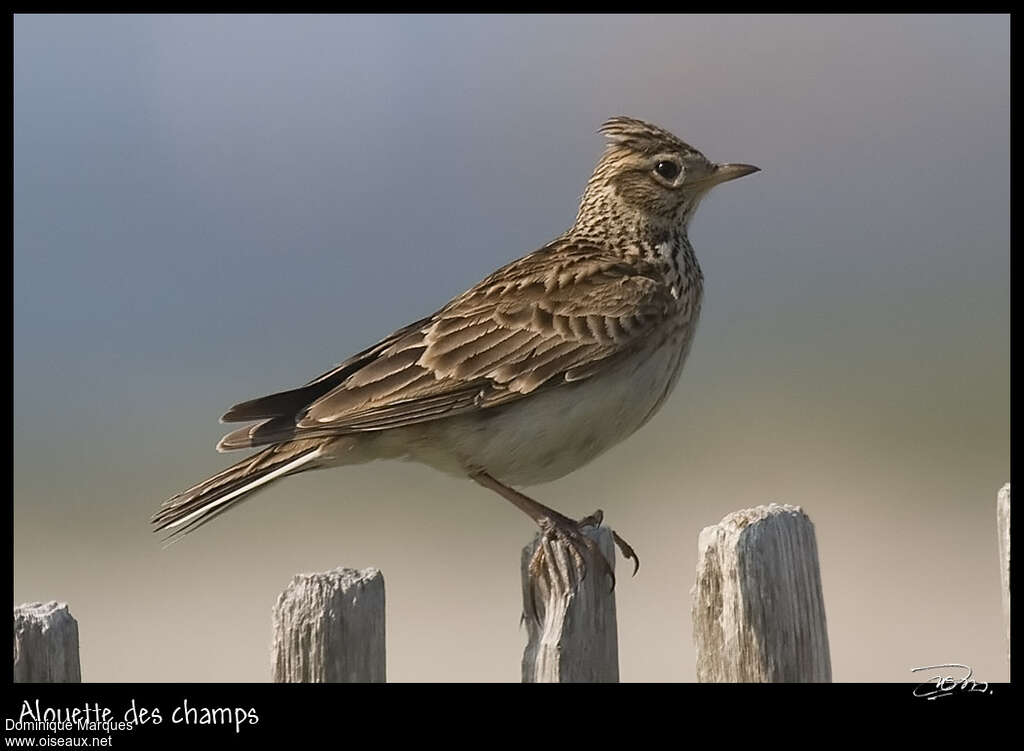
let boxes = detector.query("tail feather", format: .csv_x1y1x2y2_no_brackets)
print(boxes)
153,442,324,545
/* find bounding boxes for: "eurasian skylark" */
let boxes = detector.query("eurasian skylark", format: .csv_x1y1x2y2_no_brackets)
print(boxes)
153,116,758,591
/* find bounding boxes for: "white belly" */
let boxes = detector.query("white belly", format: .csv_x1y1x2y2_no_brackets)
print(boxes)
352,324,696,486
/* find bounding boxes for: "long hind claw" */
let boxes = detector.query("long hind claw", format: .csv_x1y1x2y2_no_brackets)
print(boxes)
612,530,641,577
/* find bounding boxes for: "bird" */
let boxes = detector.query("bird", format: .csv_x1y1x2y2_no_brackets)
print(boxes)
153,116,758,597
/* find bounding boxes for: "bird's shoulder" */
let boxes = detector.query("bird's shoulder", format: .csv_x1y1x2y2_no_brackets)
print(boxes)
450,237,669,308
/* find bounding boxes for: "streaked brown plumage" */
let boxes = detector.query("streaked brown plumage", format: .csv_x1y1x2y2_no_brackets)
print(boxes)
216,247,679,449
153,116,758,593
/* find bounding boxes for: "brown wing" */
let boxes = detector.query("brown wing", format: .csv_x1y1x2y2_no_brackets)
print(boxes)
220,315,434,424
218,242,677,450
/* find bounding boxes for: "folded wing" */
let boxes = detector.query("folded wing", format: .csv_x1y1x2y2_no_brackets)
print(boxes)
218,242,677,451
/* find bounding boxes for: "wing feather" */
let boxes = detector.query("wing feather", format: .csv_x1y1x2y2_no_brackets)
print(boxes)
218,242,680,449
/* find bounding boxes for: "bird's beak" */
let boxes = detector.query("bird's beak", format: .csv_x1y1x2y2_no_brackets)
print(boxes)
710,163,761,184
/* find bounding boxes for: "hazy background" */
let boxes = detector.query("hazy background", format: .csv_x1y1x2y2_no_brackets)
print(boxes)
14,14,1009,682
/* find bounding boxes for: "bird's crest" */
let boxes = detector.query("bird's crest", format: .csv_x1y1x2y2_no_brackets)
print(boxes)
599,116,699,157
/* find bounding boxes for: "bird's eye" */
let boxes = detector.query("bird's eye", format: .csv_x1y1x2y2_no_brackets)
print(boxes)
654,160,681,181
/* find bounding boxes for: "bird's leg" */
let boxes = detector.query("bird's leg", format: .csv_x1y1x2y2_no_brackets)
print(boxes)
469,470,631,607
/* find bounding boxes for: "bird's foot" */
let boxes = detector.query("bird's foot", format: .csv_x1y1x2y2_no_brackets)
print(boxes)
524,507,646,624
575,510,641,577
466,470,640,623
528,508,615,592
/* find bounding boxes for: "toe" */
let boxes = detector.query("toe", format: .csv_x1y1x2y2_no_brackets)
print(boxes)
612,530,641,577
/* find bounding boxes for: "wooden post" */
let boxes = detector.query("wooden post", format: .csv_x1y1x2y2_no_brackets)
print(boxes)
691,503,831,682
13,601,81,683
521,525,618,683
271,567,385,683
997,483,1010,661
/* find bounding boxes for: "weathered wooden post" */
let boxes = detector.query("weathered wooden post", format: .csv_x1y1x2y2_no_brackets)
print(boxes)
691,503,831,682
13,601,81,683
997,483,1010,660
521,525,618,682
271,567,385,683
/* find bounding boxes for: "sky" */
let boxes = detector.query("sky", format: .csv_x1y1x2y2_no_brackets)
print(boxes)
14,14,1010,682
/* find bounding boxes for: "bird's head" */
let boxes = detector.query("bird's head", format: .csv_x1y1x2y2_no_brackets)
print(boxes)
574,116,758,236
